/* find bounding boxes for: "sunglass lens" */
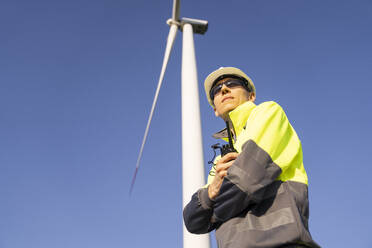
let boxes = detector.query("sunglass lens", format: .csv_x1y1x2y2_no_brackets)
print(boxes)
210,80,245,100
210,85,221,99
226,80,243,88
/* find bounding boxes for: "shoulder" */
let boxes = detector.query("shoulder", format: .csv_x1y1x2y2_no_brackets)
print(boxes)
256,101,283,111
252,101,286,118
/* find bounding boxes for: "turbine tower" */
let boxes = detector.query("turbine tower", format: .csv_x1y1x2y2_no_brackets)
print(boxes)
131,1,210,248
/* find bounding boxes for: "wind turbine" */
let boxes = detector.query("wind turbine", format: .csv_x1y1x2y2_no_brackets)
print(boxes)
130,1,210,248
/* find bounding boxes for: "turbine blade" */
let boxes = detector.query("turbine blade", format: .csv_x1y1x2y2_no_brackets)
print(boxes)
172,0,180,21
130,24,178,195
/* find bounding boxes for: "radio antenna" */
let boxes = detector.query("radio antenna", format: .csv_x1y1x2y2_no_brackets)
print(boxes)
225,121,234,148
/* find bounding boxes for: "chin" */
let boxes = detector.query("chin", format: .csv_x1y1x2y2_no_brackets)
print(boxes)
219,106,237,118
215,100,240,118
223,102,239,112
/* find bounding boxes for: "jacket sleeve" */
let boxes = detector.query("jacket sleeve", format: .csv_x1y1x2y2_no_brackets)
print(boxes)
183,187,219,234
213,102,302,222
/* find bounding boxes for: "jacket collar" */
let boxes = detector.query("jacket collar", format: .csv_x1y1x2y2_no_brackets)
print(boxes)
212,101,256,140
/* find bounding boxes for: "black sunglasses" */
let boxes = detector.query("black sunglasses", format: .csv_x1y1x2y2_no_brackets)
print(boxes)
210,79,247,100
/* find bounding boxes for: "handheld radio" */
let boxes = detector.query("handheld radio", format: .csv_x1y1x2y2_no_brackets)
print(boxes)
208,121,237,165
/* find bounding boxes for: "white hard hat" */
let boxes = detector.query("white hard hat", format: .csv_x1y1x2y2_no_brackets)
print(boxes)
204,67,256,106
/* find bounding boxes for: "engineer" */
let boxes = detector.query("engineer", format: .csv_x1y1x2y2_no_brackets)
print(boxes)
183,67,320,248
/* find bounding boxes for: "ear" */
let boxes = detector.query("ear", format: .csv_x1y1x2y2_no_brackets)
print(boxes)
214,106,219,117
249,92,256,102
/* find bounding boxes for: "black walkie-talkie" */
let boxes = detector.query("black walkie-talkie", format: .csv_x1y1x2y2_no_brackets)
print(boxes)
208,121,237,165
221,121,237,156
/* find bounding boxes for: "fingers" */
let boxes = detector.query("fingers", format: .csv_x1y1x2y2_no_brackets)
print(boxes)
209,154,236,199
215,160,234,174
217,169,228,178
213,152,239,180
218,152,239,163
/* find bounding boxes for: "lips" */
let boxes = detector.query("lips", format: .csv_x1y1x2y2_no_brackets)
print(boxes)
222,96,234,103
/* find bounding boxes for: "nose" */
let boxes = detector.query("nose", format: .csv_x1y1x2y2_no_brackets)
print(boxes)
220,84,230,94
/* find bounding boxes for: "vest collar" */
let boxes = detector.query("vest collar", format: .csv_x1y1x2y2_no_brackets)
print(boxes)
212,101,256,140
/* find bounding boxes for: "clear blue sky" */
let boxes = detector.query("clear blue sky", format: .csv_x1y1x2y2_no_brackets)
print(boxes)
1,0,371,247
